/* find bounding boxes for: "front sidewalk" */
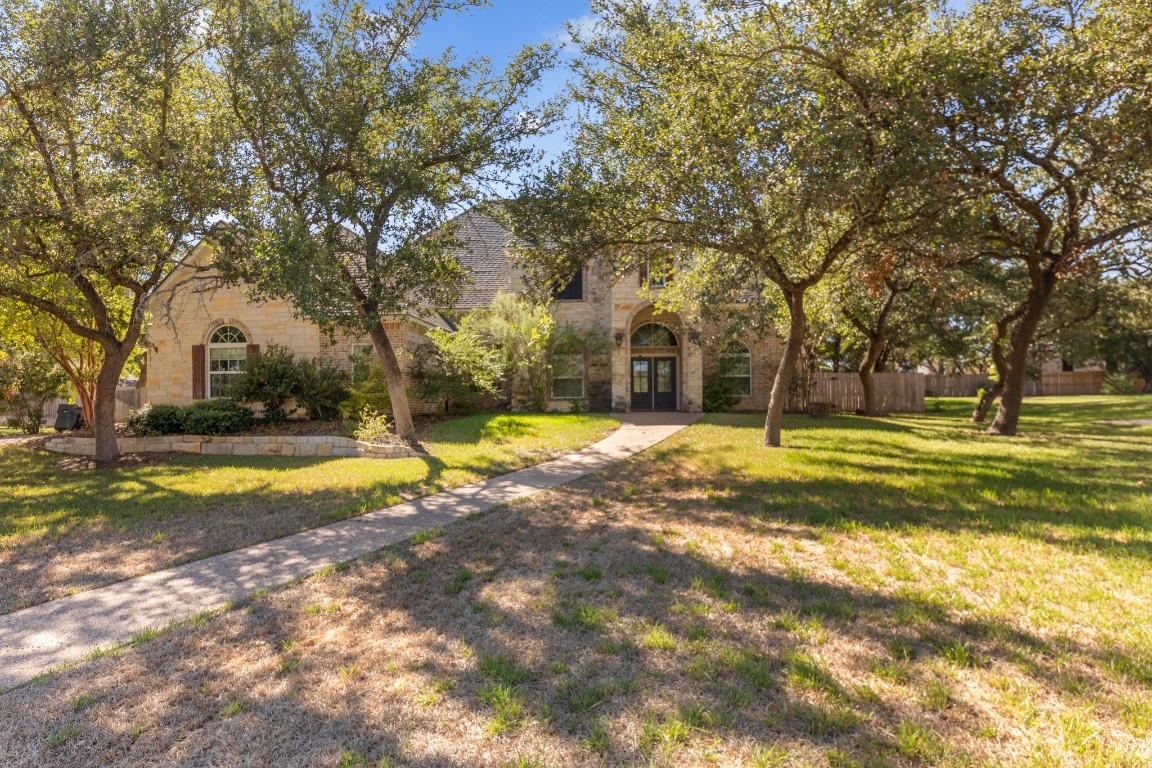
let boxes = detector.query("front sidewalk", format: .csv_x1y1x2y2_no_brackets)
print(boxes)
0,413,700,691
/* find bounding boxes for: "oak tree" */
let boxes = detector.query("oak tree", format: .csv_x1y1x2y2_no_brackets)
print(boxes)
217,0,557,439
0,0,240,460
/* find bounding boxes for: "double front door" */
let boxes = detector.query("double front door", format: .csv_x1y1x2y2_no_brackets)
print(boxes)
631,357,677,411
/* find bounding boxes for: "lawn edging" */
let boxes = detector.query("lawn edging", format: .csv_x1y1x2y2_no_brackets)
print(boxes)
42,434,420,459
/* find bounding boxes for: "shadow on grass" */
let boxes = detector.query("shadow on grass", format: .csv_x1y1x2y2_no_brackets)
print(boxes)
4,400,1149,765
10,486,1151,767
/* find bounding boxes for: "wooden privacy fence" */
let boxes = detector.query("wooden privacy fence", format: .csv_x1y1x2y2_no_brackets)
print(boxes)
794,372,925,414
923,371,1105,398
41,387,146,425
1036,370,1105,396
924,373,992,397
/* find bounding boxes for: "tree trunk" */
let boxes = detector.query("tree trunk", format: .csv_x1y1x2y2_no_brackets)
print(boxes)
92,345,131,463
988,278,1055,436
764,289,806,448
76,385,96,428
367,319,416,439
858,332,885,416
970,380,1001,423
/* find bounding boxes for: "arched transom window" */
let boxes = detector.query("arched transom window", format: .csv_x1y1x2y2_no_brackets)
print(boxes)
208,325,248,398
631,323,678,348
721,340,752,396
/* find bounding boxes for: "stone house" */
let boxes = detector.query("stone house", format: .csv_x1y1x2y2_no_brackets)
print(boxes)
144,208,785,414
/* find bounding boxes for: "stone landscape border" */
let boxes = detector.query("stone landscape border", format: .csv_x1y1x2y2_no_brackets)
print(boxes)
43,434,419,459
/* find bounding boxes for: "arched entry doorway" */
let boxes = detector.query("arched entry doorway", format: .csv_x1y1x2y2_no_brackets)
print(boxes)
630,322,679,410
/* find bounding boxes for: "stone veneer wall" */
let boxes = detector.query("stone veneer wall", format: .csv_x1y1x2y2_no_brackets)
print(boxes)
145,243,440,415
44,434,420,459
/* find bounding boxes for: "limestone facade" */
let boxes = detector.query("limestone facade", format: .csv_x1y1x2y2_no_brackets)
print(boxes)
145,243,438,414
146,211,787,416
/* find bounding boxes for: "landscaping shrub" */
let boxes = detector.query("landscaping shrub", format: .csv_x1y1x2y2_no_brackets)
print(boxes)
1102,371,1138,395
295,357,350,420
409,340,497,415
126,404,187,436
228,344,298,423
702,358,742,413
180,399,256,436
351,406,398,444
340,366,392,421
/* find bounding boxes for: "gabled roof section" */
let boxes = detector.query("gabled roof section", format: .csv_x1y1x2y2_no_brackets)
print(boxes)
447,206,517,310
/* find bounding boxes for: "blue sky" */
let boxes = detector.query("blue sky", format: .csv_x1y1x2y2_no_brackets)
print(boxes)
411,1,593,172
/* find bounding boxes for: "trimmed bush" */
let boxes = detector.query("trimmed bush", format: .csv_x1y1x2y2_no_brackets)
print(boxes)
295,357,350,420
340,366,391,422
180,399,256,436
228,344,298,423
126,404,187,436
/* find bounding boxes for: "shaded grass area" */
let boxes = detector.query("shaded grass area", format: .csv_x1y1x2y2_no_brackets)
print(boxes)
2,397,1151,767
0,413,618,613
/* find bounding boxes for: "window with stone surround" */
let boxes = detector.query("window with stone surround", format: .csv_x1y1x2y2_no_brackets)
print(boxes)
553,268,584,301
551,354,584,399
721,340,752,396
208,325,248,398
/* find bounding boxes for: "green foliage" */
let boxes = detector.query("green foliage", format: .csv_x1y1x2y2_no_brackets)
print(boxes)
126,400,255,437
1102,372,1139,396
351,408,395,445
214,0,557,436
410,334,502,415
703,355,743,414
476,292,556,411
0,0,241,458
294,357,350,420
126,404,187,437
340,367,392,423
229,345,298,423
436,292,610,412
229,345,349,422
180,400,256,436
0,348,68,434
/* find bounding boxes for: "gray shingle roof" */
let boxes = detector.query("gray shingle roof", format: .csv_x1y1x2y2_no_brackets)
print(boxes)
447,207,516,310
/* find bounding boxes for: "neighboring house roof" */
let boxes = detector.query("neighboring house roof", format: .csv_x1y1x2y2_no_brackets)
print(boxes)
447,207,516,310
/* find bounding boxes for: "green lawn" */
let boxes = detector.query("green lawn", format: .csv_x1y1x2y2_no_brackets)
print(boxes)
2,398,1151,767
0,412,619,613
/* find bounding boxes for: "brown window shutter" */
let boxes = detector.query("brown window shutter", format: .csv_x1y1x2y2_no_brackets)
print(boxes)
246,343,260,358
638,261,648,286
192,344,205,400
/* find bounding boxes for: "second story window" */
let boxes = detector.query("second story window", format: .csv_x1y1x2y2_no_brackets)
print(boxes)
553,268,584,301
642,257,672,288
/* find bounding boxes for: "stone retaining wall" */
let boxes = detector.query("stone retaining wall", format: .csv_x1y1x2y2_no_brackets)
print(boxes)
43,434,420,459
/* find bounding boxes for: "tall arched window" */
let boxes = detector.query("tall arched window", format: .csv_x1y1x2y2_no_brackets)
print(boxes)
631,323,678,348
720,340,752,396
208,325,248,398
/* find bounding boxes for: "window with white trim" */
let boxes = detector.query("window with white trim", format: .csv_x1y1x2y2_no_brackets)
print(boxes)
208,325,248,398
551,354,584,399
721,340,752,396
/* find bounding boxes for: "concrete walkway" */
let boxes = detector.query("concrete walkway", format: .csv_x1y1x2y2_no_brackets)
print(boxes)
0,413,700,690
